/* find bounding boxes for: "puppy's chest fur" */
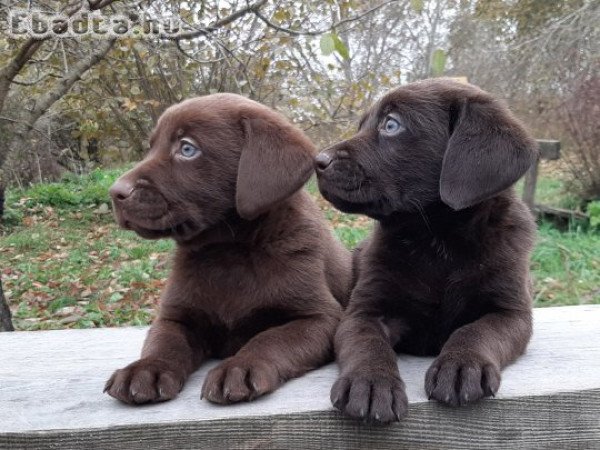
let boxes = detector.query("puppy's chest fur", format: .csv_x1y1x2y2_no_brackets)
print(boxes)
162,246,306,358
159,204,332,358
181,244,284,313
374,230,486,304
362,219,509,355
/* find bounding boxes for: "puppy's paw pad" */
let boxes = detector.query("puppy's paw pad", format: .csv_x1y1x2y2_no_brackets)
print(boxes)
201,358,280,404
104,358,183,405
331,372,407,424
425,352,500,407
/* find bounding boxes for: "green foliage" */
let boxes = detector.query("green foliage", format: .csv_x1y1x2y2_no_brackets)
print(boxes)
588,201,600,229
410,0,424,13
320,33,336,55
515,176,580,210
335,225,369,249
1,206,23,227
25,184,80,207
319,33,350,60
532,222,600,306
332,34,350,60
14,168,125,209
430,49,447,76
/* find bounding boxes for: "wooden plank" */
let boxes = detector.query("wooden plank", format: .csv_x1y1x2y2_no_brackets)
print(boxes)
522,139,560,210
1,306,599,449
536,139,561,160
535,204,588,221
522,156,539,210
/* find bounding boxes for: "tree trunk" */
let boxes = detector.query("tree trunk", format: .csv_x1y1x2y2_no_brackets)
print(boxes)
0,39,116,186
0,278,14,332
0,183,4,219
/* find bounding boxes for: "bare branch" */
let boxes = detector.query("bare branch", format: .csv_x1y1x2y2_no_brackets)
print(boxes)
28,39,116,128
0,115,53,142
173,0,268,41
0,0,125,112
254,0,399,36
11,72,60,86
89,0,119,8
0,40,45,111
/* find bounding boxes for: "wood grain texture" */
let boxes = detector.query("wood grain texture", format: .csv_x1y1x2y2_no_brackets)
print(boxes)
522,155,539,209
523,139,561,209
1,305,599,449
536,139,561,160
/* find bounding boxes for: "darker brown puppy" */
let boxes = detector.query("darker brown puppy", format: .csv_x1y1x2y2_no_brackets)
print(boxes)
105,94,352,405
316,79,538,423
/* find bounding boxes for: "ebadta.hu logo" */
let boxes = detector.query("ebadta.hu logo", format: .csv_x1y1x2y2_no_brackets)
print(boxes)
7,3,188,39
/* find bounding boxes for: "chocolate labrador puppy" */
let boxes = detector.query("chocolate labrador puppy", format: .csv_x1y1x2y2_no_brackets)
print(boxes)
315,79,538,423
105,94,352,405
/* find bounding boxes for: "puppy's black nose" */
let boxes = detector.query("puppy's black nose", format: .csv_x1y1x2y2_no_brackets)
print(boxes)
109,178,134,202
315,152,333,170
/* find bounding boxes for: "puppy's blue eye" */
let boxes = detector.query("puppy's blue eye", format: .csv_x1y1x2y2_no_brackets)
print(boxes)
383,117,404,135
180,141,199,158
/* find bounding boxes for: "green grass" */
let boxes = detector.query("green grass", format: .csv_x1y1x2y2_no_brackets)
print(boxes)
515,172,582,210
12,167,125,211
532,223,600,306
1,169,598,330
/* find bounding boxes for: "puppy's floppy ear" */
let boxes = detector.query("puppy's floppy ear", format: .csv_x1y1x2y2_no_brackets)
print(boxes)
236,115,316,220
440,96,538,210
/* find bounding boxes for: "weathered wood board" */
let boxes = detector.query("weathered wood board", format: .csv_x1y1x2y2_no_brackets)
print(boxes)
536,139,561,160
1,305,599,449
522,139,561,209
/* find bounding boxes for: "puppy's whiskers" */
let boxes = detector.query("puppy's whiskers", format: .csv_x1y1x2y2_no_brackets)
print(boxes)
411,199,432,235
223,217,235,239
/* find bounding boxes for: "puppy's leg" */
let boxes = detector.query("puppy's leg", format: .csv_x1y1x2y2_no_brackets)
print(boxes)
105,319,205,404
425,309,532,406
331,309,408,423
202,311,339,404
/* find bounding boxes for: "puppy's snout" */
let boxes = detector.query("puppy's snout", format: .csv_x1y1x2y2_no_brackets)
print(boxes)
316,147,351,172
109,178,134,202
315,152,333,171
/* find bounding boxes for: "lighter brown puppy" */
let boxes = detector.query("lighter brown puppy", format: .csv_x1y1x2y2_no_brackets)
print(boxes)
105,94,352,405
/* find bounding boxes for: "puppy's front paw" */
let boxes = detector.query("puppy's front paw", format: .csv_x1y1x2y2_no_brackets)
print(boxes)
201,357,280,404
425,352,501,407
104,358,184,405
330,372,408,423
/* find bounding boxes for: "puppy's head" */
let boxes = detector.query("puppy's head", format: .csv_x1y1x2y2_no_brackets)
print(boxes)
109,94,315,242
315,79,538,218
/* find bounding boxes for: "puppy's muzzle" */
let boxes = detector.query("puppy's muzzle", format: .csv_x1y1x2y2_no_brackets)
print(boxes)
315,148,349,173
315,152,333,170
109,177,169,229
109,178,135,203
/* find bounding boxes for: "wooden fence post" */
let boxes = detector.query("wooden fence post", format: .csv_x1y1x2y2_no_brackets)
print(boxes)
522,139,561,211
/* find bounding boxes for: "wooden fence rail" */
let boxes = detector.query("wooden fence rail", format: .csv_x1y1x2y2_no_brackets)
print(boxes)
522,139,561,210
1,305,599,449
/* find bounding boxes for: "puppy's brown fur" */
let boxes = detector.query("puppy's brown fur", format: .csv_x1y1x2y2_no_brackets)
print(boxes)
105,94,351,405
316,79,538,423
